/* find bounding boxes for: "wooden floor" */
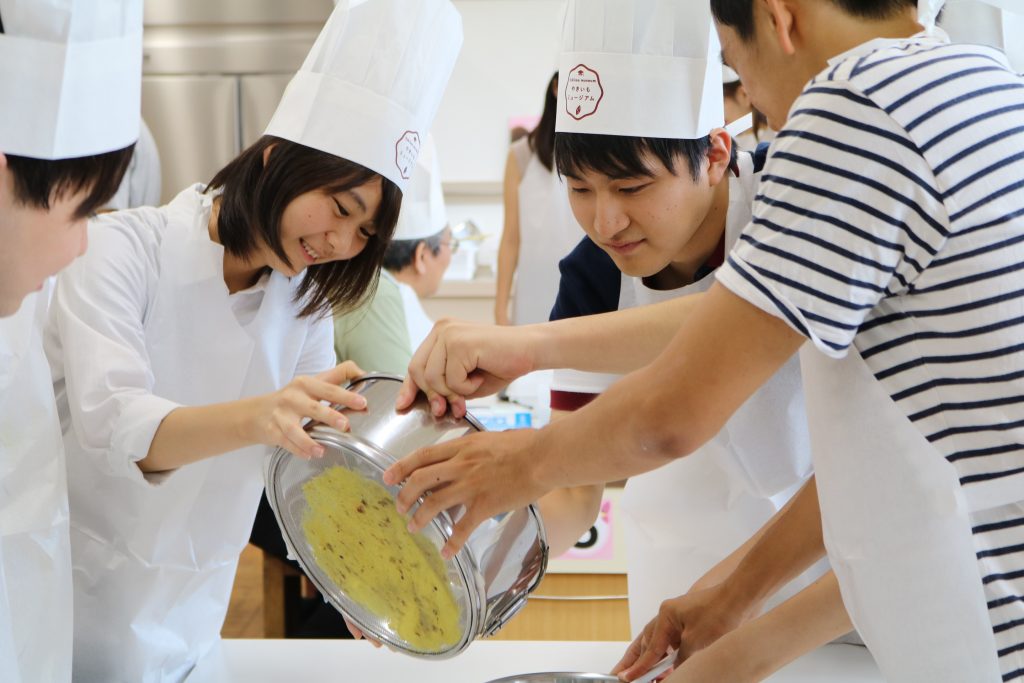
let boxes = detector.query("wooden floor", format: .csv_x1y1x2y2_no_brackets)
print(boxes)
222,544,631,641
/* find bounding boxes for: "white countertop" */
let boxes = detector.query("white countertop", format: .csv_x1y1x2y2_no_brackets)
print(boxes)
188,640,881,682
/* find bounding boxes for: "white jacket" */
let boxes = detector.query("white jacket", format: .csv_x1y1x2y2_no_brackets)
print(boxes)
46,185,335,683
0,284,73,683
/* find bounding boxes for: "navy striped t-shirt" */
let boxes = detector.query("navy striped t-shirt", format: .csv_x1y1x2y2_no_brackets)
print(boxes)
717,33,1024,505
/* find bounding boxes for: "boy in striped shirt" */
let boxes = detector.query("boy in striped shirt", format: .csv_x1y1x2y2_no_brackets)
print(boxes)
387,0,1024,679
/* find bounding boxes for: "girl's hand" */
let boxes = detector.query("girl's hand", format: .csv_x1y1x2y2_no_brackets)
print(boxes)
344,616,382,649
247,361,367,459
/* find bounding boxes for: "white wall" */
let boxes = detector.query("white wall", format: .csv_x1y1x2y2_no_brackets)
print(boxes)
433,0,566,190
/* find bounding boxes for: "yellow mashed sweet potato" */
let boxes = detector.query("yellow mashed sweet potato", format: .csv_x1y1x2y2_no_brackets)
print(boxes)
302,466,462,652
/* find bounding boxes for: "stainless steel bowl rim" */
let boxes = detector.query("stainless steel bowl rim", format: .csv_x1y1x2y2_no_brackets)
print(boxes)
265,373,549,659
265,434,483,658
331,372,489,433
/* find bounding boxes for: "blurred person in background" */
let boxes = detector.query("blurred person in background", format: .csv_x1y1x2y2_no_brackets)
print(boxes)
722,65,773,150
496,71,584,325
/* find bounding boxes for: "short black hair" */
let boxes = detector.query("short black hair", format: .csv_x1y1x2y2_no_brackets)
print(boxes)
207,135,402,319
382,229,445,272
555,133,715,182
6,146,136,219
1,6,134,218
712,0,917,41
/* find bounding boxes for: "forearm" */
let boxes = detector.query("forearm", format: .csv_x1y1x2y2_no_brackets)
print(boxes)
720,478,825,612
536,484,604,557
533,411,605,556
529,293,702,374
742,571,851,680
527,285,804,518
674,571,850,683
528,361,700,489
496,150,521,323
494,233,519,315
140,397,260,472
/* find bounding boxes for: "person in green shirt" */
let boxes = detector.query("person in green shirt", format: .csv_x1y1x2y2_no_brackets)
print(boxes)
333,268,411,374
333,138,452,374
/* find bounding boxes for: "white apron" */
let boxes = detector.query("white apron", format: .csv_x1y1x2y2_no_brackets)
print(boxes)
513,145,583,326
54,187,329,683
0,285,73,683
618,158,819,632
801,344,1001,681
618,273,814,631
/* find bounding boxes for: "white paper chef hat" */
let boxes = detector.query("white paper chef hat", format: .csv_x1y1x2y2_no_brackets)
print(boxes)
917,0,947,31
556,0,724,139
0,0,142,159
393,136,447,241
265,0,463,193
938,0,1024,71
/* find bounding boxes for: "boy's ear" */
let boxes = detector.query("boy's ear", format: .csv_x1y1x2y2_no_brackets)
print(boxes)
762,0,797,56
705,128,734,187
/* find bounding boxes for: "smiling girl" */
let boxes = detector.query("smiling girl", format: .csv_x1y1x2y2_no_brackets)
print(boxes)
40,1,462,680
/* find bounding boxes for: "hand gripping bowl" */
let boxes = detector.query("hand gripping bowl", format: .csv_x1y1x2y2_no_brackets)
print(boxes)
265,374,549,659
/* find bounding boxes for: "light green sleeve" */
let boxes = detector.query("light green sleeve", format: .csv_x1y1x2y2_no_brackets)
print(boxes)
333,273,412,374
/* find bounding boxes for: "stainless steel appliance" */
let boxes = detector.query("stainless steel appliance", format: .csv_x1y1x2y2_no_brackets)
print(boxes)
141,0,332,202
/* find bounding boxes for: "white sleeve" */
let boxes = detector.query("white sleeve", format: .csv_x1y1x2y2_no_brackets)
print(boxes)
294,310,336,378
50,215,180,482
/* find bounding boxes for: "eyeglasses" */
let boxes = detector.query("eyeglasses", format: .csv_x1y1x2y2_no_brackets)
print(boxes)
441,236,460,255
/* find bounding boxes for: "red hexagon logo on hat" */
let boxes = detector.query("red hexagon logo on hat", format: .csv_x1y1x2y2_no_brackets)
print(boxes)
564,64,603,120
395,130,422,180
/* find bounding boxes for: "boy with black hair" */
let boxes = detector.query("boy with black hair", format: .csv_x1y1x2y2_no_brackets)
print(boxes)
1,150,135,315
390,0,825,651
0,2,141,681
389,0,1024,679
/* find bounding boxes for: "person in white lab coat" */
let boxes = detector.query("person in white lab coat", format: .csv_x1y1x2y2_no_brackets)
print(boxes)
495,72,584,326
0,2,142,682
43,1,463,681
385,0,1024,680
